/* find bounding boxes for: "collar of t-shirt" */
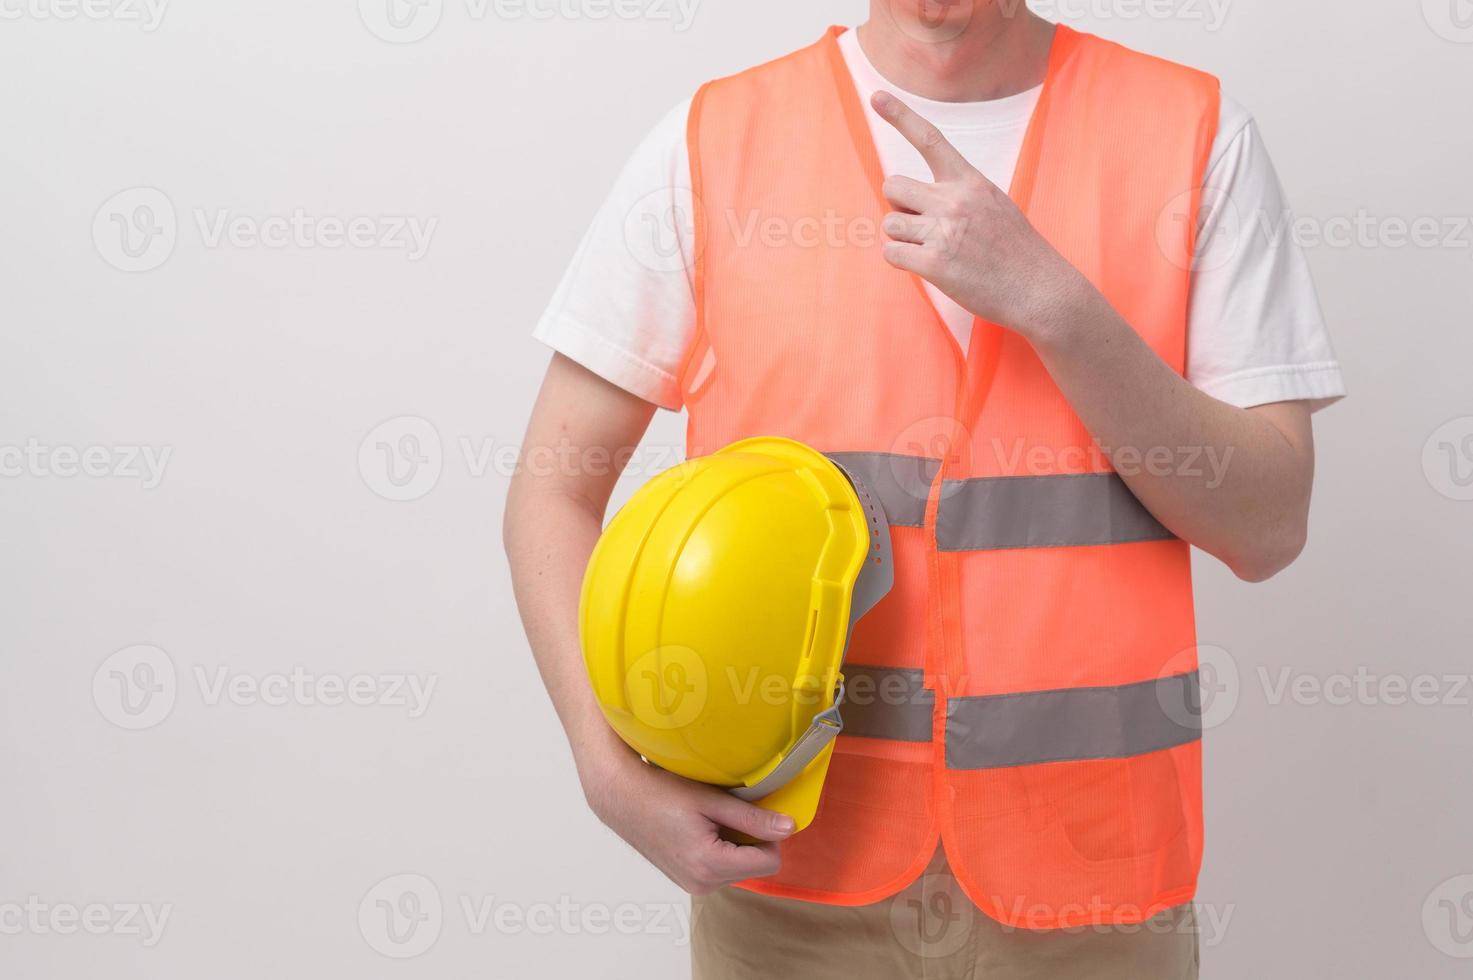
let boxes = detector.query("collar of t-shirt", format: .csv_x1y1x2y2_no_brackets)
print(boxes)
837,28,1043,195
836,28,1043,350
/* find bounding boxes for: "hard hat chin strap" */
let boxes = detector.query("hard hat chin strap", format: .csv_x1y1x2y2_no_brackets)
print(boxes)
729,680,846,803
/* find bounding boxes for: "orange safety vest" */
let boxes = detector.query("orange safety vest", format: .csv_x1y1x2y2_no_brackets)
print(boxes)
681,25,1219,928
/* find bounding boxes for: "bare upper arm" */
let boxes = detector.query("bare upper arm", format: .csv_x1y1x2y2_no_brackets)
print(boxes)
508,353,660,519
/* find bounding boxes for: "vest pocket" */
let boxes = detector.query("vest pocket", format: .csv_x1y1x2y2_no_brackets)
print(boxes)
1047,751,1191,867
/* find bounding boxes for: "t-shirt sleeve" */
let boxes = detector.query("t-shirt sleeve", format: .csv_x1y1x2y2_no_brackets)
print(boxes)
532,98,698,411
1185,96,1346,412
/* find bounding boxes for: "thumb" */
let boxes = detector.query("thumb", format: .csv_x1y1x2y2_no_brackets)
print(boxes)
698,790,797,843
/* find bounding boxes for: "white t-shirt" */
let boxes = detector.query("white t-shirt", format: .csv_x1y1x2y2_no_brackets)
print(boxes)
536,29,1345,413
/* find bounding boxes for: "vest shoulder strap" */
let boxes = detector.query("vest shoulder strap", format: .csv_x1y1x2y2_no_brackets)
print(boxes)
689,26,1221,172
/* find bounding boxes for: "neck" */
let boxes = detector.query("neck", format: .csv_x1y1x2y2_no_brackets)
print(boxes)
856,5,1055,102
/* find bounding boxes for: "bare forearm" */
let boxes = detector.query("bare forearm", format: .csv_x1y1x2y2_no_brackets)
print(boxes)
502,354,657,787
504,486,630,778
1029,276,1314,581
868,92,1315,582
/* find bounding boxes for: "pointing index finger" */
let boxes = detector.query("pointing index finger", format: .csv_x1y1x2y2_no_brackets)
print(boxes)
871,90,971,181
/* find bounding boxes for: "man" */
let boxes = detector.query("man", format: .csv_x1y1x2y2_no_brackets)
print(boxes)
506,3,1343,977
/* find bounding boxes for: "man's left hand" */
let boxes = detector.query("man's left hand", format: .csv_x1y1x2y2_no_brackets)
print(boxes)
871,90,1090,341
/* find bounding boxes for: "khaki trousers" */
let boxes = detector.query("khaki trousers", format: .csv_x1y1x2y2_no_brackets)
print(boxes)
692,847,1199,980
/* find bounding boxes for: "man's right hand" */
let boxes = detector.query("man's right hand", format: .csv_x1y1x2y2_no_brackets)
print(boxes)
506,354,793,896
580,746,795,895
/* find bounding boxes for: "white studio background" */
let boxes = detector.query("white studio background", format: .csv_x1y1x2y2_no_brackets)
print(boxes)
2,1,1471,978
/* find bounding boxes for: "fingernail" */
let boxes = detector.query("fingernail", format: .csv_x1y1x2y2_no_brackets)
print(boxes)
773,814,796,835
873,91,893,111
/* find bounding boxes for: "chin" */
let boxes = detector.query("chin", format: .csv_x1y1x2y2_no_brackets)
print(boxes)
884,0,983,43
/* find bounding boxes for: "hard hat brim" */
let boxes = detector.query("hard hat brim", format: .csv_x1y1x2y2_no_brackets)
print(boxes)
744,741,835,833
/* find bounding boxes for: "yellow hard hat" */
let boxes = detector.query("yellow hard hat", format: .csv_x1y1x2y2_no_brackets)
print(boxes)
579,437,894,832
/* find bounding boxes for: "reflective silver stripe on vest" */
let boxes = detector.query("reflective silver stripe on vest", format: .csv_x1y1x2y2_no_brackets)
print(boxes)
840,666,934,742
824,452,940,529
945,672,1201,770
936,472,1173,552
